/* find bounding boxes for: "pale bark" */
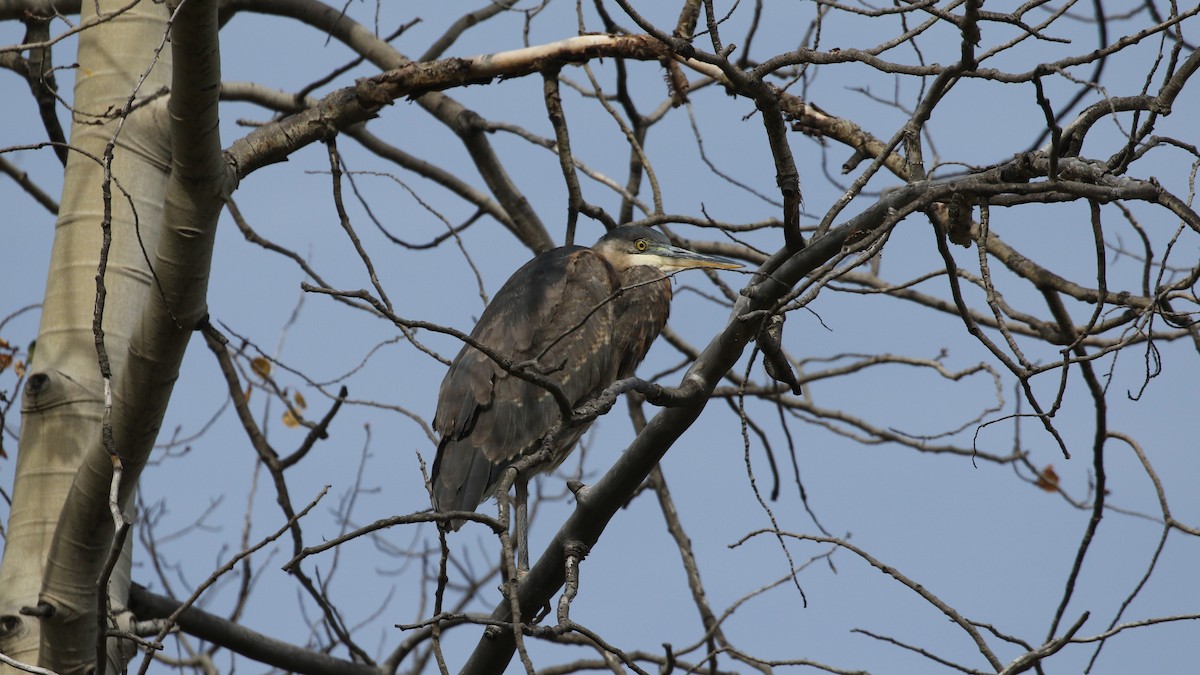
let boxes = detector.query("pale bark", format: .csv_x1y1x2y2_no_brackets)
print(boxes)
0,0,173,670
0,0,226,672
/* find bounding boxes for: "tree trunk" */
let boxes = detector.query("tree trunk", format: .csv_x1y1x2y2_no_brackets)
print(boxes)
0,0,224,672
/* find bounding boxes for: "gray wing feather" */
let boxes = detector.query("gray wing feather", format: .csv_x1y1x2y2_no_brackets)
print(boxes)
431,247,621,521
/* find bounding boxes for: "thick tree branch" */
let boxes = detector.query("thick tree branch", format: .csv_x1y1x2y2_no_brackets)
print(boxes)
223,0,554,251
225,33,670,180
129,584,378,675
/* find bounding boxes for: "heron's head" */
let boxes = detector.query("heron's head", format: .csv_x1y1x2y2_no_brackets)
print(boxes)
593,226,743,273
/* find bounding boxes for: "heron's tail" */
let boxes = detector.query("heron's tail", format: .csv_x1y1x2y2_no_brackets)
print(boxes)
430,437,506,531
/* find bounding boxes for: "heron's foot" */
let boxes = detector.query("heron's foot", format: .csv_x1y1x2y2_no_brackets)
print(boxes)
496,573,522,601
498,562,529,587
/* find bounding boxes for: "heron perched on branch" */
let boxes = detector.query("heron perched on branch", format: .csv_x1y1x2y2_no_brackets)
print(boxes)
430,225,741,559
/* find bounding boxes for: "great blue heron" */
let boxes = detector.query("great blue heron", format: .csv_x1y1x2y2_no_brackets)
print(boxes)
430,226,740,557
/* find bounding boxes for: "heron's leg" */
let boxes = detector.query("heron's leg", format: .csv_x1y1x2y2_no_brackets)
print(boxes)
515,476,530,574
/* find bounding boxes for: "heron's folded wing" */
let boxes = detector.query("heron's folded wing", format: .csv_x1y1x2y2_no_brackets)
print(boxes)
431,247,620,513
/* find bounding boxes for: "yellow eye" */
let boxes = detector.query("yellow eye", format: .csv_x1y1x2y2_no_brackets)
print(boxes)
635,239,648,252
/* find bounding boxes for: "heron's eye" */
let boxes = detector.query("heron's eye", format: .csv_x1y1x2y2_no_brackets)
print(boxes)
635,239,648,252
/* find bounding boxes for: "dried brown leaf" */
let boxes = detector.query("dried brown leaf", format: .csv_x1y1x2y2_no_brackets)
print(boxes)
250,356,271,378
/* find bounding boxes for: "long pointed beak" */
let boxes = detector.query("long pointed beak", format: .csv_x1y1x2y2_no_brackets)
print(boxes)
653,244,743,271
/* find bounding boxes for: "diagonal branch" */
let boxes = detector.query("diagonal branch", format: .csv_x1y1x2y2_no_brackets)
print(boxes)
457,188,885,674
